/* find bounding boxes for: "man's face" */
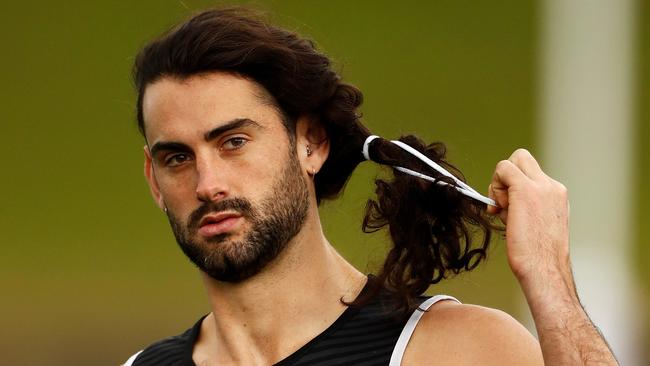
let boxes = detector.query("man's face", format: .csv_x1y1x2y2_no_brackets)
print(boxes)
142,72,310,282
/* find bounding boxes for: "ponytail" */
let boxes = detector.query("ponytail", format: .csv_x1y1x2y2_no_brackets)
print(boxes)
346,134,501,317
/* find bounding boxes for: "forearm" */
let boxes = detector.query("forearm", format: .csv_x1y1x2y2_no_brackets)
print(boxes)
487,150,618,364
520,266,618,365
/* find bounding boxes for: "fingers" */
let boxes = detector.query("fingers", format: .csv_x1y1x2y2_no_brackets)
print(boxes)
508,148,545,179
487,149,542,213
487,162,519,212
491,159,527,190
498,208,508,224
486,184,508,222
487,183,507,214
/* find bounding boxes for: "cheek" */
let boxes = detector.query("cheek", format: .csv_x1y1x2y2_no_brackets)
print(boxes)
157,172,198,207
233,155,282,198
231,159,267,195
237,140,285,179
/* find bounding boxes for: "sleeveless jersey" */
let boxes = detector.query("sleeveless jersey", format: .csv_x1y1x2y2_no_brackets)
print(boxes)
125,282,458,366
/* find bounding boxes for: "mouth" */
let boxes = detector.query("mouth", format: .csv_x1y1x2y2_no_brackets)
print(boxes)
198,212,243,238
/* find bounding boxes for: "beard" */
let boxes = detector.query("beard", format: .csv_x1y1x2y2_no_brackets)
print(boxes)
166,147,310,283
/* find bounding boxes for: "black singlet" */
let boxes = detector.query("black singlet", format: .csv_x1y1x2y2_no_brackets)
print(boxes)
130,280,427,366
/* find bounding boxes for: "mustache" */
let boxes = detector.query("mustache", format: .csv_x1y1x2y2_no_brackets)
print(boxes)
187,198,254,231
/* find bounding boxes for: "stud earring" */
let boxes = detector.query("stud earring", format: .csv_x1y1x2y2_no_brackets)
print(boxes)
306,144,312,157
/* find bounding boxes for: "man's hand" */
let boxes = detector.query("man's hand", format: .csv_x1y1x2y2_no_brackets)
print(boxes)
487,149,618,365
487,148,571,284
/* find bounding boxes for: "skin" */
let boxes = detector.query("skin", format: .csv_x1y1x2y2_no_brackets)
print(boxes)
487,150,619,365
142,72,367,365
138,71,612,365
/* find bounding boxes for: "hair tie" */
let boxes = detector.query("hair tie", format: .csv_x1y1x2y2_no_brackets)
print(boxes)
362,135,380,160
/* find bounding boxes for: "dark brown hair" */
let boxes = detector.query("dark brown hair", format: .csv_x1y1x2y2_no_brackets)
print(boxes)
133,7,500,316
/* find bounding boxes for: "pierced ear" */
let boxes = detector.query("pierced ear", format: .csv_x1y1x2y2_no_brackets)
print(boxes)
296,116,329,174
143,145,165,210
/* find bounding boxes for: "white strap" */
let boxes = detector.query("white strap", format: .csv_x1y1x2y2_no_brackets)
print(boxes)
393,167,497,207
361,135,497,207
390,140,479,195
123,350,143,366
389,295,460,366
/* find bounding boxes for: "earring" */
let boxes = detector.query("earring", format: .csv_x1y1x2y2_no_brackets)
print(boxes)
308,168,317,176
163,206,168,213
306,144,312,157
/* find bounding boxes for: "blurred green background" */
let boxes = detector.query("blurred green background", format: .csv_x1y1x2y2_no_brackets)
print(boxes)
0,1,647,365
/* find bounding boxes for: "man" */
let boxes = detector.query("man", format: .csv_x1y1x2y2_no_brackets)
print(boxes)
125,7,618,366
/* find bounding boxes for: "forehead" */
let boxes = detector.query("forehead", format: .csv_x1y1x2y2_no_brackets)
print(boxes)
142,72,281,143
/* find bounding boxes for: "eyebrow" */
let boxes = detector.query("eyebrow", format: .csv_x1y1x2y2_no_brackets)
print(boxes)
149,118,263,158
204,118,263,142
149,141,192,159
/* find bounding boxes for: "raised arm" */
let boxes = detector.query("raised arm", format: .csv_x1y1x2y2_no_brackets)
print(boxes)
487,148,618,365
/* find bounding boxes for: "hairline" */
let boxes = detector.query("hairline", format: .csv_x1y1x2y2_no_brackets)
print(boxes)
139,70,297,146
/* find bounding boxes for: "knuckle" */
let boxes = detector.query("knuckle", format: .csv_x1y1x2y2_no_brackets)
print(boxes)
545,179,568,198
511,148,531,160
515,147,530,156
496,159,511,170
556,182,568,196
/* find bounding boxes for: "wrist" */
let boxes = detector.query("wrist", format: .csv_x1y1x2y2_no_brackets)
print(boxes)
517,263,589,329
513,241,575,298
518,262,579,306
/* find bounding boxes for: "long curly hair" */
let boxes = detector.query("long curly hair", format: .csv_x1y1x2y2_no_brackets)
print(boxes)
133,6,500,316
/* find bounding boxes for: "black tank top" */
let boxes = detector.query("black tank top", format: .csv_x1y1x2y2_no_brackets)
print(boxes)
131,281,425,366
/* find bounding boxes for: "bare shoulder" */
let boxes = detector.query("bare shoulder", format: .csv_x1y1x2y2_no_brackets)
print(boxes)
401,300,544,366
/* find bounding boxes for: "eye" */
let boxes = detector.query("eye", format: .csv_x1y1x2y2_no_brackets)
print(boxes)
164,153,191,167
221,136,248,151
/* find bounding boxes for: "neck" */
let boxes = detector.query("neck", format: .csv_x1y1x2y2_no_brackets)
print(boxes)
195,208,366,365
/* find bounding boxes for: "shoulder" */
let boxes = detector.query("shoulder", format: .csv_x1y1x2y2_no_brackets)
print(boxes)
402,299,544,366
121,316,204,366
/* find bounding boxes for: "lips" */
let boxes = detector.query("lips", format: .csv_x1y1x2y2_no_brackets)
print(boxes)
198,212,242,237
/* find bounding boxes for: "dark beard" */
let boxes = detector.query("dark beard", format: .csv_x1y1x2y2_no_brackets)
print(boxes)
166,148,310,283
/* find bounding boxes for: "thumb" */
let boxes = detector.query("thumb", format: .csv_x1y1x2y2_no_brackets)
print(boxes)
487,183,509,214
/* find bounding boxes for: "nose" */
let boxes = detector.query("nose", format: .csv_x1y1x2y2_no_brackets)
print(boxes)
195,157,228,203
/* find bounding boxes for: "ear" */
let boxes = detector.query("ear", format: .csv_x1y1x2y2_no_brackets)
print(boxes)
143,145,165,210
295,115,329,175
